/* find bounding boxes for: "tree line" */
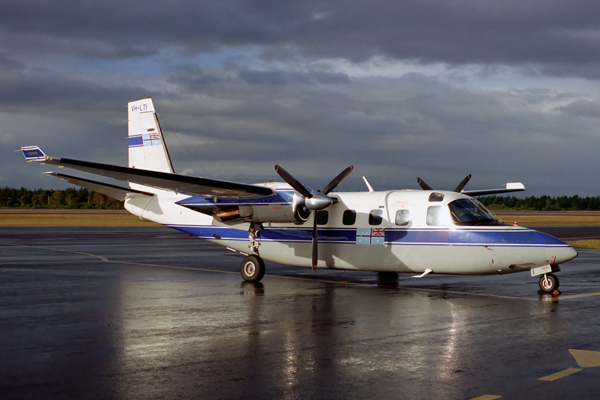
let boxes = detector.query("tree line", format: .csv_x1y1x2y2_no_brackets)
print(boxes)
479,194,600,211
0,187,124,209
2,186,600,211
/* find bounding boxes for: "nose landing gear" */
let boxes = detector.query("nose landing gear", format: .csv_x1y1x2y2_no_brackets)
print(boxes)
539,273,559,294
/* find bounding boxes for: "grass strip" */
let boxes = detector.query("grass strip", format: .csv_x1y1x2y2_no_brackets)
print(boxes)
0,209,158,227
567,240,600,249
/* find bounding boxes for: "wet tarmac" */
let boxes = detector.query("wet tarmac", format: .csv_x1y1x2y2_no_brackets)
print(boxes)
1,227,600,400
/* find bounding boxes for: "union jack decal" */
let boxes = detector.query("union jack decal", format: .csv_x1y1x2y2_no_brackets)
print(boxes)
371,228,385,236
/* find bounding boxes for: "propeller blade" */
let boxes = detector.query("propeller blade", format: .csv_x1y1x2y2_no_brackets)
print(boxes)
417,177,433,190
453,174,472,193
274,165,313,198
322,165,354,195
312,215,318,270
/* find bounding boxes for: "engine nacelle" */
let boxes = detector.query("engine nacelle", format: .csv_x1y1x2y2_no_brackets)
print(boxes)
211,194,311,224
183,183,314,224
245,204,298,223
292,192,311,223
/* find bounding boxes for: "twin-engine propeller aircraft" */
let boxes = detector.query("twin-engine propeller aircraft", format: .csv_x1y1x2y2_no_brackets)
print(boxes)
21,97,577,293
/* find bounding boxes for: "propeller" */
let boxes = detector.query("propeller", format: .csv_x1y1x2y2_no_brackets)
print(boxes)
417,174,472,193
416,177,433,191
453,174,472,193
275,165,354,270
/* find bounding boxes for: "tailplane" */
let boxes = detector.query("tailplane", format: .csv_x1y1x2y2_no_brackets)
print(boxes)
128,98,174,173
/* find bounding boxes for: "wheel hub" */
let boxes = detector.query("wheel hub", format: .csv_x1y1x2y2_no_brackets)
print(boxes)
244,262,256,276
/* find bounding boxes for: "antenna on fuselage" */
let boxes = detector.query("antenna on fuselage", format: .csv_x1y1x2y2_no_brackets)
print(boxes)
362,176,374,192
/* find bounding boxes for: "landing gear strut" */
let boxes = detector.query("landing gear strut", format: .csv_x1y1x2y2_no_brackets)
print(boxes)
240,255,265,282
539,273,559,294
248,223,262,253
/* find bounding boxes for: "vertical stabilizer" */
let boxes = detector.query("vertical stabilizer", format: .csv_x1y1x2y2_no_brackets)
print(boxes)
128,98,174,173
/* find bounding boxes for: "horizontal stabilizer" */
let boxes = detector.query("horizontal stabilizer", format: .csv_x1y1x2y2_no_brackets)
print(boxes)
46,172,153,201
21,146,47,162
462,182,526,197
23,146,274,199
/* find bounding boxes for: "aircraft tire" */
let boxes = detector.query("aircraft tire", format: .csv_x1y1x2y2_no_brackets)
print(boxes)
539,273,559,293
240,255,265,282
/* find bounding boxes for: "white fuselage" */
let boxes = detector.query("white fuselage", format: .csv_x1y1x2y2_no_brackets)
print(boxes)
124,186,577,276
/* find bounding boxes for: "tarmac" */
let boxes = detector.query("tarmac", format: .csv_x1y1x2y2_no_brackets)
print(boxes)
1,226,600,400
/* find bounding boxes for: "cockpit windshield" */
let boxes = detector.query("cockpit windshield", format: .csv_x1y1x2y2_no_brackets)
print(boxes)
448,198,502,226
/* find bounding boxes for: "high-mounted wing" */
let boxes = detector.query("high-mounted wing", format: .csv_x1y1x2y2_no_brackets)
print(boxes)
461,182,526,197
21,146,274,199
416,173,526,197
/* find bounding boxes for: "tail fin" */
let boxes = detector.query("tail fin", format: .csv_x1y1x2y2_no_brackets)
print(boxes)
128,98,174,173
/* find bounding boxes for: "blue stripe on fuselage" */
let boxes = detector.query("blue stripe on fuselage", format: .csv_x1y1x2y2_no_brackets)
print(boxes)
167,225,569,247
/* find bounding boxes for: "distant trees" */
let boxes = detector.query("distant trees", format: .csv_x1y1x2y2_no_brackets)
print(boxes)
479,195,600,211
0,187,124,209
1,185,599,211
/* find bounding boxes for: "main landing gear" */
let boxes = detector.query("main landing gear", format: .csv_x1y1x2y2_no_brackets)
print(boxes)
241,223,266,282
240,255,265,282
539,273,560,294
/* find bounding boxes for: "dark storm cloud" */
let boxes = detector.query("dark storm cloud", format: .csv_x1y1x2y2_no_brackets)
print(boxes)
137,73,595,195
0,68,157,114
5,70,597,195
3,0,600,74
557,99,600,119
0,52,23,70
238,68,351,86
3,0,600,197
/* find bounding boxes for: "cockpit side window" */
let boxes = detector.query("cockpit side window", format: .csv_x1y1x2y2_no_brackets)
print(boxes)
448,199,501,226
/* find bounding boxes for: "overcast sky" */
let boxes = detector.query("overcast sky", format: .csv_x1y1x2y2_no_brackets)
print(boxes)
3,0,600,196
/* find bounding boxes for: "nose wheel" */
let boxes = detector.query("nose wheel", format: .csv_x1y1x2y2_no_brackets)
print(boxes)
539,273,559,294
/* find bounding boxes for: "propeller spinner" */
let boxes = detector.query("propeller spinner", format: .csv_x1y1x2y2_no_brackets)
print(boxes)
275,165,353,270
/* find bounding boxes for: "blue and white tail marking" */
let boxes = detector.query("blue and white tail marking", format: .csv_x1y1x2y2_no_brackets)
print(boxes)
128,97,174,174
21,146,47,162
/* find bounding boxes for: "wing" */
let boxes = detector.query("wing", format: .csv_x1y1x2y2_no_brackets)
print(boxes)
461,182,526,197
22,146,275,199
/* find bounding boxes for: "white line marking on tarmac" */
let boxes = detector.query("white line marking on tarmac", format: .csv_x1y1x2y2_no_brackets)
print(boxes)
0,242,109,262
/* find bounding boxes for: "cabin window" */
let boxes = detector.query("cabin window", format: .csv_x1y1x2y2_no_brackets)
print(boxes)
426,206,450,226
369,209,383,225
316,210,329,225
395,210,411,226
343,210,356,225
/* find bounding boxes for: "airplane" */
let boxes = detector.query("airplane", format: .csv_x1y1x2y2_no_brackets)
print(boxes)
21,97,577,294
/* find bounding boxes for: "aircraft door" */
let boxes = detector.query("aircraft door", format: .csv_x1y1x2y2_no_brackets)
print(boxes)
385,192,416,229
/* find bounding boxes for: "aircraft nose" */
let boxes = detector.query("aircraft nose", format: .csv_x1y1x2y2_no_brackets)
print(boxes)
545,234,578,265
